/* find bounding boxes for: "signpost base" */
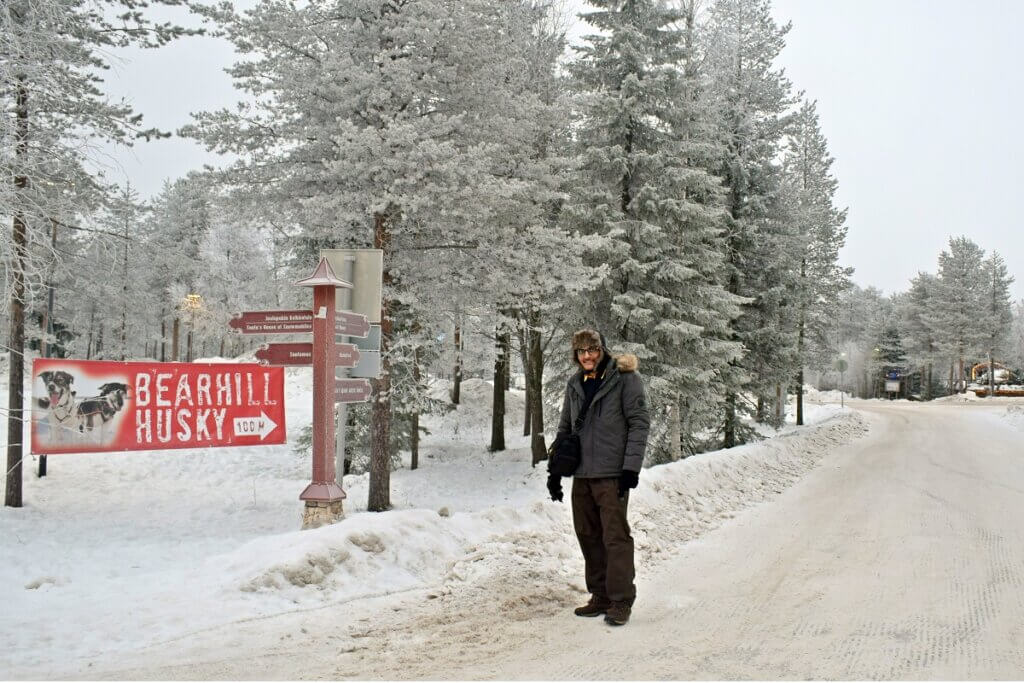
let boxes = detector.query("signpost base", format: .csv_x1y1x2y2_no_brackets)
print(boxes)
301,499,344,529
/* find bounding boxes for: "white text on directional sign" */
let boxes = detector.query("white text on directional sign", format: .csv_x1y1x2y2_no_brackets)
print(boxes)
255,342,361,368
232,411,279,440
334,378,373,403
230,310,370,337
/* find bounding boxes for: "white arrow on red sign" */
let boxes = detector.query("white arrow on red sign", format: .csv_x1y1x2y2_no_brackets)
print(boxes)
334,378,372,403
232,411,279,440
255,342,361,368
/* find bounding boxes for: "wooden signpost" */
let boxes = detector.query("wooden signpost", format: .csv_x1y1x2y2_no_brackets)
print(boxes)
228,257,374,529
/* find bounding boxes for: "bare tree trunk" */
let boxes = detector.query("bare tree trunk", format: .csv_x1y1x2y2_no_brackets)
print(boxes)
40,219,58,360
86,305,95,359
528,313,552,466
926,361,933,400
120,202,129,360
989,350,996,397
516,317,531,437
171,318,180,362
796,368,804,426
669,394,681,462
775,383,784,425
6,77,29,507
451,314,462,405
489,319,509,452
724,392,737,449
160,313,166,362
411,346,420,470
528,310,547,466
368,211,393,512
958,352,965,393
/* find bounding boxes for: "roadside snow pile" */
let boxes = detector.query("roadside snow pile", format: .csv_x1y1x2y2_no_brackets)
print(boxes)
228,405,867,609
802,386,846,403
629,409,867,563
1002,405,1024,430
934,391,982,403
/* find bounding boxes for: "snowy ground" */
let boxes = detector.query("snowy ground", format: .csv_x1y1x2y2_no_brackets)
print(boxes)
2,360,868,679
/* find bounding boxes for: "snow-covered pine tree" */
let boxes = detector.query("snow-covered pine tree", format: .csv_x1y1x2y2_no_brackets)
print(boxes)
139,177,213,362
875,325,907,396
702,0,796,445
187,0,571,509
900,272,940,399
979,251,1014,396
2,0,196,507
927,236,987,393
837,284,891,398
567,0,743,462
1010,299,1024,374
782,99,851,423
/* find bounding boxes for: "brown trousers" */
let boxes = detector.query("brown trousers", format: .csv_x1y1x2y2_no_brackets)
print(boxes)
571,477,636,604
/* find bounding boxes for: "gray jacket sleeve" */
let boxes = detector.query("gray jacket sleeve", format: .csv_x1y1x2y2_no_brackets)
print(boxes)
621,372,649,472
556,384,572,438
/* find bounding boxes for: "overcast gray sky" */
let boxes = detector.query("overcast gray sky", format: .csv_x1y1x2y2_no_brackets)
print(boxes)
104,0,1024,300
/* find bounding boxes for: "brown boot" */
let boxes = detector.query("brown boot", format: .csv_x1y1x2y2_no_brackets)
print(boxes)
604,601,631,626
574,595,610,617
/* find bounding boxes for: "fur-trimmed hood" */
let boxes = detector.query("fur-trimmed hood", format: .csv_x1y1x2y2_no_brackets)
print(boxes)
614,353,638,373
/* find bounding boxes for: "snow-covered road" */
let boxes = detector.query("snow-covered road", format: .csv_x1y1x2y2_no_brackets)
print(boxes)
76,400,1024,680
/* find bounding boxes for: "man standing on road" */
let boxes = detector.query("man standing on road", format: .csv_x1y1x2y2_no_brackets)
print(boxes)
547,328,650,626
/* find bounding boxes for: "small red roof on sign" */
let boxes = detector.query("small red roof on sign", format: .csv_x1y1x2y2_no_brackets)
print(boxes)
294,257,353,288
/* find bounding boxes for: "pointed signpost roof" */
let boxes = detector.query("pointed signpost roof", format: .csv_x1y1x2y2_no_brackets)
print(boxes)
294,257,352,289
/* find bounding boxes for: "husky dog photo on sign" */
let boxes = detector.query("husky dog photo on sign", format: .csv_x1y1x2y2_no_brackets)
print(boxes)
34,369,131,446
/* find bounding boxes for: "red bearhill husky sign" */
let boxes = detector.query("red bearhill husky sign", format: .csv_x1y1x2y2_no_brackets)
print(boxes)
31,359,286,455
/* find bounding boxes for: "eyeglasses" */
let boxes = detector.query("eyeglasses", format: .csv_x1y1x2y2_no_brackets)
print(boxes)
576,346,601,356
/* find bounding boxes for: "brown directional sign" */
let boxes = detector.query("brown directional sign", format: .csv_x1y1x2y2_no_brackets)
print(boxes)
255,343,313,366
254,342,361,368
335,343,360,367
334,378,372,403
231,309,370,338
229,310,314,335
335,310,370,338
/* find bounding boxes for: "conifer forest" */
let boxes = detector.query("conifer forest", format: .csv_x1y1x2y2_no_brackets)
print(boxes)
3,0,1022,510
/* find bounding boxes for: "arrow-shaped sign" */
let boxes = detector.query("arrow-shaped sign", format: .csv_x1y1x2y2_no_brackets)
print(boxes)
255,342,361,368
335,343,360,367
233,411,278,440
230,309,371,338
229,310,314,335
255,343,312,366
334,378,372,403
336,310,370,338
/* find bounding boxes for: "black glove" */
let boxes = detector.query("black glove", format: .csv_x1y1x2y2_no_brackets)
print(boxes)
618,470,639,497
547,473,563,502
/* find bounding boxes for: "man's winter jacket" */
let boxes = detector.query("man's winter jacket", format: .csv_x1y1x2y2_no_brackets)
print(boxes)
556,352,650,478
